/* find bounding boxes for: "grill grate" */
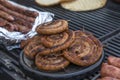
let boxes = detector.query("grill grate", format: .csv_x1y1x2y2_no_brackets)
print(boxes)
0,0,120,80
92,32,120,80
103,33,120,57
12,0,120,38
107,0,120,12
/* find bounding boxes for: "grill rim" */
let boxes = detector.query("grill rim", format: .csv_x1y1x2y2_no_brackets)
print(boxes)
0,0,120,80
19,50,105,79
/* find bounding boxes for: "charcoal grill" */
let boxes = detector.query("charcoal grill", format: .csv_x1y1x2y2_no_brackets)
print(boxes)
0,0,120,80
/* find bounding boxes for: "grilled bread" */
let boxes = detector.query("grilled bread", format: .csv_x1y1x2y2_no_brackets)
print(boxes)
61,0,107,11
35,0,74,6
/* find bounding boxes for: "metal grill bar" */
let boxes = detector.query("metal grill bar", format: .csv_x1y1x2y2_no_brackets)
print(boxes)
0,0,120,80
15,0,120,38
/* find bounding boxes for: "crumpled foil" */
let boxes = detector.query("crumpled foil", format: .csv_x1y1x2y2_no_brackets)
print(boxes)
0,0,54,50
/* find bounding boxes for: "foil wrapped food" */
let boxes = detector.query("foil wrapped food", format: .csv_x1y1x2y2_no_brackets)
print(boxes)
0,0,54,50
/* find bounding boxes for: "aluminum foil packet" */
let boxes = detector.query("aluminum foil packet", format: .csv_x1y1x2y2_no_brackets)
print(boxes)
0,0,54,50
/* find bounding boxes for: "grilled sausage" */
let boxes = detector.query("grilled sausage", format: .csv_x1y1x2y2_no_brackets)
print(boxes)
97,77,120,80
63,30,103,66
36,20,69,35
0,18,30,33
101,63,120,79
41,32,69,48
0,10,14,21
5,23,18,32
35,51,70,71
0,18,16,31
0,0,38,18
13,17,32,29
16,24,30,34
0,4,35,23
21,38,32,49
0,18,7,26
108,56,120,68
5,23,30,33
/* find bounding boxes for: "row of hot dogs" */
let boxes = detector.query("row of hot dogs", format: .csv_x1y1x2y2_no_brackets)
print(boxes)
0,0,38,33
97,56,120,80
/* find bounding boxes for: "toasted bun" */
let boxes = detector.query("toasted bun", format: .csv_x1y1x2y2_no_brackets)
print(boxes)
35,0,61,6
61,0,107,11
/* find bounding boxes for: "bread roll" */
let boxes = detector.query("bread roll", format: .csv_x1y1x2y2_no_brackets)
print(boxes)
61,0,107,11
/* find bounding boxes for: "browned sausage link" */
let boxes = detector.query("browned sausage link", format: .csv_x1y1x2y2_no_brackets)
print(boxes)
13,17,32,29
1,18,22,32
3,19,19,31
0,18,30,33
24,10,39,18
108,56,120,68
101,63,120,79
97,77,120,80
0,10,14,21
0,0,39,18
0,18,7,26
15,24,31,34
5,23,17,32
0,4,35,23
5,22,30,33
